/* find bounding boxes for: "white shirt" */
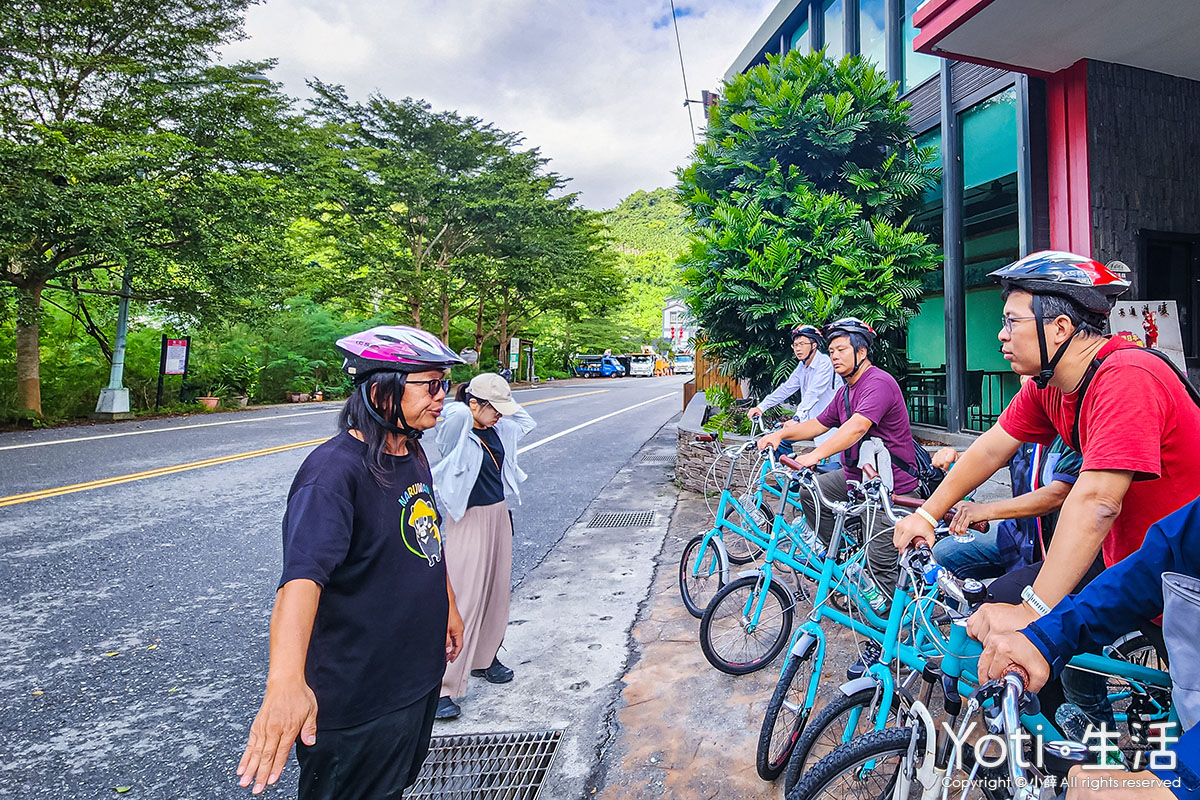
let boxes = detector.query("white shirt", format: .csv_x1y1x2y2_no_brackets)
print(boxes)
431,401,536,522
759,351,842,422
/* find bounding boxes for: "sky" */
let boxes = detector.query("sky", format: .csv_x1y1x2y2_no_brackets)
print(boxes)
221,0,777,210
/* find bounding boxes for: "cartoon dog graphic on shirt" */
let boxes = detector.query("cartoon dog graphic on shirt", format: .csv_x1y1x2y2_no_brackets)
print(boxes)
407,498,443,566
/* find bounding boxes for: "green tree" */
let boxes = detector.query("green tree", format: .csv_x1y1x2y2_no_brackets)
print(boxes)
299,84,623,360
603,188,687,341
677,50,941,396
0,0,302,416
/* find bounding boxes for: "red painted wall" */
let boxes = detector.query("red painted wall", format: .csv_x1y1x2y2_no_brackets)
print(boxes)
1044,60,1091,252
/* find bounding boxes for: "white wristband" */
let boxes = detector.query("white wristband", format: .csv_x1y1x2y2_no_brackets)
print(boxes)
914,507,939,530
1021,585,1051,617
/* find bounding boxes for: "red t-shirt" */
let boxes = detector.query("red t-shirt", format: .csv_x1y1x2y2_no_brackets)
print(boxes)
998,338,1200,567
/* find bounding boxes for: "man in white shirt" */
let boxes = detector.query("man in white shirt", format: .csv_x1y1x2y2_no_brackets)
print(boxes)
748,325,842,457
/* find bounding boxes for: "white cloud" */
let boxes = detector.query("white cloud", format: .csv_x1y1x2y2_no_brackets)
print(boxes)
222,0,776,208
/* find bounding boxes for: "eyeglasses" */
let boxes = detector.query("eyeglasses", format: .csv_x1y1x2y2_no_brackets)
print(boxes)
408,378,451,397
1000,315,1041,333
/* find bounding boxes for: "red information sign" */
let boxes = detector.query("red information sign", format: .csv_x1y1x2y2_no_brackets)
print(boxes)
164,339,189,375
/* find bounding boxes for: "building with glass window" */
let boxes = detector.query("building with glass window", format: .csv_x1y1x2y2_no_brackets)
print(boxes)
727,0,1200,433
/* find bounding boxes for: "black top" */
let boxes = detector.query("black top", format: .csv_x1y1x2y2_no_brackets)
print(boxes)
279,431,448,730
467,425,505,509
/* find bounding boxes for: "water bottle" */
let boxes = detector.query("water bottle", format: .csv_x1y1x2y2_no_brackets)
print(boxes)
795,518,825,560
738,492,769,531
846,562,886,612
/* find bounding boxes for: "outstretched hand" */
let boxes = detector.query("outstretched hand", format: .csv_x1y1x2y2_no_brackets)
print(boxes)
237,680,318,794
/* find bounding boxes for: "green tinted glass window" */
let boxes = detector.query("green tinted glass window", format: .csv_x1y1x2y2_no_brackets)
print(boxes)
791,18,810,52
903,0,940,91
823,0,845,60
859,0,886,67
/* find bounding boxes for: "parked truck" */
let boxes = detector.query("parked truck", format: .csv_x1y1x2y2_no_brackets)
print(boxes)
627,353,656,377
573,354,626,378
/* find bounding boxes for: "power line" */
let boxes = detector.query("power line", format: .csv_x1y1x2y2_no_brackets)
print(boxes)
669,0,696,144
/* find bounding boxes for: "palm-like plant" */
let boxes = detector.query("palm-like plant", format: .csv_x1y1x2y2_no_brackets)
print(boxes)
677,49,941,396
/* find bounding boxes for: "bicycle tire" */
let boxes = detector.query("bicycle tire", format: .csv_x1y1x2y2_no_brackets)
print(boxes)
699,576,793,675
783,686,902,793
678,534,727,618
723,498,770,564
784,726,917,800
756,648,818,780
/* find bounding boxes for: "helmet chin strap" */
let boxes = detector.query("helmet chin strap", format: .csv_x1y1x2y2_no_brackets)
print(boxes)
1031,294,1081,389
359,379,423,440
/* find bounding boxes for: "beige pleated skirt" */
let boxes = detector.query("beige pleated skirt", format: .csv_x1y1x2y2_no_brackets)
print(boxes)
441,501,513,700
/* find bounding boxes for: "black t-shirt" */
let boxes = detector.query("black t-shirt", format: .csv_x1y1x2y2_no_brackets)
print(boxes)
467,425,505,509
279,432,448,730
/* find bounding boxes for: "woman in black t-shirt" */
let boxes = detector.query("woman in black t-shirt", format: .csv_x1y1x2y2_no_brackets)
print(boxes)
237,326,465,800
431,373,536,720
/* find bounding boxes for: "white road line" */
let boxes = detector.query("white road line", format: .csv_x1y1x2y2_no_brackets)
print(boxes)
517,392,677,454
0,408,340,451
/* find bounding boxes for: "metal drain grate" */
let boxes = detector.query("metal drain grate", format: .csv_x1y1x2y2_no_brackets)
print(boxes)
640,453,676,464
408,729,562,799
587,511,655,528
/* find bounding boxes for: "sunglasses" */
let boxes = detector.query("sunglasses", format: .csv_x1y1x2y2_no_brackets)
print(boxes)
408,378,451,397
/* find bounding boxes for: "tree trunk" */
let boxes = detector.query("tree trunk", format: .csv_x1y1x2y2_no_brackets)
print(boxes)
15,282,44,417
440,290,450,344
498,291,511,365
474,296,485,352
409,295,421,327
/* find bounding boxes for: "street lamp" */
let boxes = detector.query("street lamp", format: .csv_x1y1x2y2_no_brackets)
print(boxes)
92,263,135,419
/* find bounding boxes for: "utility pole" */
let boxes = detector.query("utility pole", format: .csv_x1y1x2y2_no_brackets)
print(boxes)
92,262,134,420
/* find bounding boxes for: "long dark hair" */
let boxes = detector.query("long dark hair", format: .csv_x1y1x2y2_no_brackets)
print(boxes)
454,383,471,403
338,371,427,485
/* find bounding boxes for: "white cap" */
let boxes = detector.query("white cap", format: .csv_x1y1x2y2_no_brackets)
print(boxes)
465,373,521,416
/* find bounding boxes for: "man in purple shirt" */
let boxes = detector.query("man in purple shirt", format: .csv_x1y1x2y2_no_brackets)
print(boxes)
757,317,917,592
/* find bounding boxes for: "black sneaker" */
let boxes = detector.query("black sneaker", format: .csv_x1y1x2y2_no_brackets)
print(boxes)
470,657,514,684
435,696,460,720
846,641,883,680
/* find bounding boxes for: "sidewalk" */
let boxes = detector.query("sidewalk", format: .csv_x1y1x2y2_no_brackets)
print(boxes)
590,442,1011,799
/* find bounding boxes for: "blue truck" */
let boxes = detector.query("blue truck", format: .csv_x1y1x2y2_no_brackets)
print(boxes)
573,354,626,378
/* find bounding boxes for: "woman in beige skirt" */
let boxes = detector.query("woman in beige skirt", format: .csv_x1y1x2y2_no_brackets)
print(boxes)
431,373,536,719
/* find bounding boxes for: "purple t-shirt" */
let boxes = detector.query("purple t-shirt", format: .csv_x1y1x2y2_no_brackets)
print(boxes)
816,366,919,494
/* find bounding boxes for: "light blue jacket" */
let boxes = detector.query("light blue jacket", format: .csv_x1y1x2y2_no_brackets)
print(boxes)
431,401,537,523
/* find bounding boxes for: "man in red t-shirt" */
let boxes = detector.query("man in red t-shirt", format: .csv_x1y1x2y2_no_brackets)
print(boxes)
895,251,1200,650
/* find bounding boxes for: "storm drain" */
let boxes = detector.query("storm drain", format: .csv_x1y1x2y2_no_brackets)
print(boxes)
407,729,562,799
639,453,676,464
587,511,655,528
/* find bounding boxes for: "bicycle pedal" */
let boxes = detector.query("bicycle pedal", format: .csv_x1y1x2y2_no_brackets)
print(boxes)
846,641,883,680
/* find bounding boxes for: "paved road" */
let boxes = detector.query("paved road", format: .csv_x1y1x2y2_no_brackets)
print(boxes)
0,376,683,799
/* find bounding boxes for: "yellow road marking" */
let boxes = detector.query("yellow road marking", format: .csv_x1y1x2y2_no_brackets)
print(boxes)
520,389,608,406
0,438,328,508
2,388,612,507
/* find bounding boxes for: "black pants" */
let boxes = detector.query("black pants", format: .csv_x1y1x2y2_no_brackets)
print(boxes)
296,688,439,800
986,557,1113,725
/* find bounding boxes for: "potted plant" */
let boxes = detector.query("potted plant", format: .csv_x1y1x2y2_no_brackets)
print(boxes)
218,356,261,408
198,382,228,410
286,377,312,403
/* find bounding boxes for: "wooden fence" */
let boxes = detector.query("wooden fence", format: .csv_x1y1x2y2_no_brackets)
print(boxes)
692,342,742,399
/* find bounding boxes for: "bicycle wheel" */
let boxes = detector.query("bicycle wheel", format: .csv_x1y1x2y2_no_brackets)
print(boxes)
723,493,771,565
756,647,818,780
678,533,727,618
785,726,917,800
699,576,793,675
783,687,902,793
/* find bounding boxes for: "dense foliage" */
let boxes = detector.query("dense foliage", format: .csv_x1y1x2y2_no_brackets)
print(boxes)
677,50,941,397
0,0,654,422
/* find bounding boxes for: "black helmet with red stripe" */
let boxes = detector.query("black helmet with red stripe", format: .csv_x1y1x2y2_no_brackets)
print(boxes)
790,324,824,346
988,250,1129,314
822,317,877,349
990,251,1129,388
